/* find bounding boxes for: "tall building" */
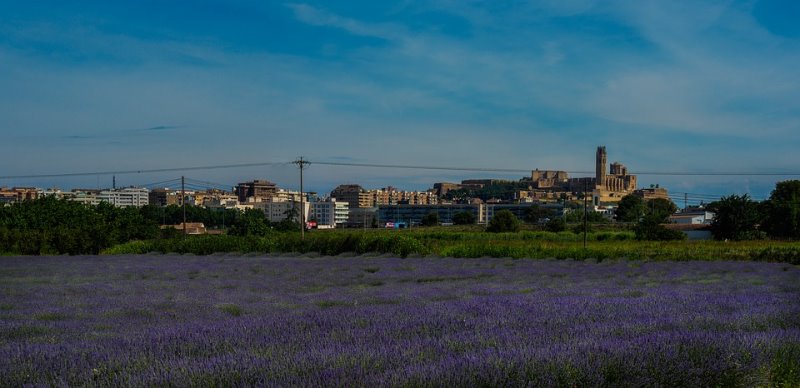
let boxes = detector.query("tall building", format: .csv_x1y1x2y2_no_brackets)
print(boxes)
236,180,278,202
309,199,349,228
596,146,607,184
149,188,179,206
592,145,637,204
330,184,373,208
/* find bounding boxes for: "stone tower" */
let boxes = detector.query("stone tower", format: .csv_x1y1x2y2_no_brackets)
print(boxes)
595,146,607,187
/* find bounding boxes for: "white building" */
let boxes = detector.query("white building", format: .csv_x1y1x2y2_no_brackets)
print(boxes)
669,210,715,225
334,201,349,226
204,195,240,209
309,199,349,228
68,190,102,206
253,200,310,223
40,188,65,198
98,187,150,208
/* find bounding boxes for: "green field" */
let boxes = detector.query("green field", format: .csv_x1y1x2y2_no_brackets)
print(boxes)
103,229,800,264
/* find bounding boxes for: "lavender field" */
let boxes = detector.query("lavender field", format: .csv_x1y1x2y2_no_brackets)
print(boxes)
1,255,799,386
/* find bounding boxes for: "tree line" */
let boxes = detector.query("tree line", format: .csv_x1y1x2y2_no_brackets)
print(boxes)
1,180,798,254
0,198,298,255
705,180,800,241
614,180,800,241
455,179,800,241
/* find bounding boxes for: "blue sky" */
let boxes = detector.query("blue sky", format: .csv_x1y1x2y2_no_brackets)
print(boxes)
1,0,799,202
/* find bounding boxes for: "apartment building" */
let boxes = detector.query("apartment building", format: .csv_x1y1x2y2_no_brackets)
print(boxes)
308,199,349,228
236,180,278,202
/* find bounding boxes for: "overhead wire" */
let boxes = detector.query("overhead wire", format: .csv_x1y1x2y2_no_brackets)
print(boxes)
139,178,183,188
0,161,289,180
1,159,797,204
307,160,800,177
2,158,800,179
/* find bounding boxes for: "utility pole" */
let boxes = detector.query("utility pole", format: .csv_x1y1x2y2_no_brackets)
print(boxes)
293,157,309,240
684,193,688,209
182,176,186,236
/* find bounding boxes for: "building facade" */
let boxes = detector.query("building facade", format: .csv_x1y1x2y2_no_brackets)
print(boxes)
236,180,278,202
484,203,564,223
308,199,349,228
331,184,373,209
346,207,378,228
98,187,149,208
377,204,484,226
592,146,637,204
253,200,310,224
634,187,669,201
0,187,39,203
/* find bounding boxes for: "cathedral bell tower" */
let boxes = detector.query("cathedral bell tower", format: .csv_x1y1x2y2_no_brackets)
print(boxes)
595,146,607,188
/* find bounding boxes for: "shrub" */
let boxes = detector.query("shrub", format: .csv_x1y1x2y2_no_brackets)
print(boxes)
545,218,567,232
420,212,440,227
453,211,476,225
218,303,243,317
487,210,520,233
634,216,686,241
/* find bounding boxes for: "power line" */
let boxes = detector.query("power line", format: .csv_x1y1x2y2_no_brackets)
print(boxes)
0,161,289,180
309,161,534,174
139,178,183,188
2,158,800,181
184,178,234,190
631,171,800,176
308,160,800,177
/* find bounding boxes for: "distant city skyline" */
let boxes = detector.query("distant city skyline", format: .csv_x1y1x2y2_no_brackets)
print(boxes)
2,1,799,200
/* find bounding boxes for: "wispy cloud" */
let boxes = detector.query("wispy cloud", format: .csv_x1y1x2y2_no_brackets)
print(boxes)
0,1,798,197
286,3,404,41
57,125,183,141
141,125,182,132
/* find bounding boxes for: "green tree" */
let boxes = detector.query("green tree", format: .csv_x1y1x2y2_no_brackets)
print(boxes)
274,204,301,232
707,194,763,241
0,196,161,254
544,217,567,232
633,198,682,241
452,211,476,225
420,212,440,227
487,209,520,233
229,209,271,236
646,198,678,220
615,195,646,222
524,205,553,224
634,214,686,241
565,210,608,223
763,180,800,239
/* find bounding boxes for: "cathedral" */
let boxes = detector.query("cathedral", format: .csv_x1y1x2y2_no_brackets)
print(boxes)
525,146,639,204
592,146,637,203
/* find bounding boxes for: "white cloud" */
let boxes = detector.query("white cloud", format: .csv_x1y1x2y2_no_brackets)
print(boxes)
286,3,405,41
574,2,800,138
1,1,799,194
